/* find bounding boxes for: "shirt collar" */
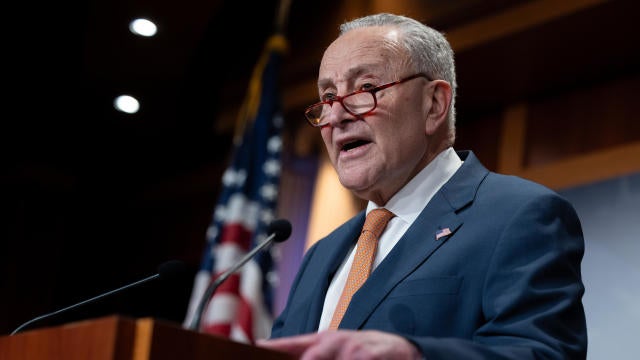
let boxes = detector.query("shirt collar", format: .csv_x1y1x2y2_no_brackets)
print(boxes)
366,147,463,225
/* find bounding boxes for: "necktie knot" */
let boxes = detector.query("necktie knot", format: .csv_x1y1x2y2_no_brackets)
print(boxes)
362,208,395,239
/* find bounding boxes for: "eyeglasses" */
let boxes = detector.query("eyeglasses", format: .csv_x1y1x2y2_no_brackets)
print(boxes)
304,73,431,127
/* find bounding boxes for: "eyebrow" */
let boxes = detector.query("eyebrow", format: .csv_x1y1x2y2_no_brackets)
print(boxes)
317,64,383,90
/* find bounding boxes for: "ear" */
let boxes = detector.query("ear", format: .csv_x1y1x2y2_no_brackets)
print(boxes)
425,80,452,135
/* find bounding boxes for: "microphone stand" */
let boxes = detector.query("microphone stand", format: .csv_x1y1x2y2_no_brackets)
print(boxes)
11,274,159,335
188,232,278,331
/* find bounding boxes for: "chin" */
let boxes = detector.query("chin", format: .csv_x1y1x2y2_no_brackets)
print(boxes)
339,177,363,191
338,177,372,196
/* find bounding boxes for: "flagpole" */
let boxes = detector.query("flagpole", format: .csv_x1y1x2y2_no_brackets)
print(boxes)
275,0,293,34
233,0,291,145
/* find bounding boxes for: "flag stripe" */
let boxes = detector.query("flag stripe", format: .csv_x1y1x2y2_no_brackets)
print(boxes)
220,223,252,249
215,273,240,294
236,297,254,342
204,323,232,337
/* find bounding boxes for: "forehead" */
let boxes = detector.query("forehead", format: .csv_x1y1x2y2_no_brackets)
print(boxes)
319,26,407,81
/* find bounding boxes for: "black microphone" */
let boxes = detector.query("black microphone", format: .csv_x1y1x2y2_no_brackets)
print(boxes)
188,219,292,331
11,260,187,335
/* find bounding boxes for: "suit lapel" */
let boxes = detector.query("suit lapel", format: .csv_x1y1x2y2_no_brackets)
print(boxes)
299,211,366,333
338,150,489,330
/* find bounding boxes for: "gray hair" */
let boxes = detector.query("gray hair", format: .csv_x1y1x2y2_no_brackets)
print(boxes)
340,13,457,138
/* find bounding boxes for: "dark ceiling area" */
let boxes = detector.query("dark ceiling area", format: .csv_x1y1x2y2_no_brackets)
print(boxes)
7,0,283,181
4,0,288,334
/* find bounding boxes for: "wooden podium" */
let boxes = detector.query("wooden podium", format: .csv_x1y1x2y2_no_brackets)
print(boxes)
0,315,295,360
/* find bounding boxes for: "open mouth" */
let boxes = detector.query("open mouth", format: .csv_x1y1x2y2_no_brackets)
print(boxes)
341,139,371,152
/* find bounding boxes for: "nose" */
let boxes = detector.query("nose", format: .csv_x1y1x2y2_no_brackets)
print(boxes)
324,100,355,128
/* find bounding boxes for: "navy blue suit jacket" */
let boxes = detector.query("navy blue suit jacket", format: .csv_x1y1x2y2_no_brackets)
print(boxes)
271,151,587,359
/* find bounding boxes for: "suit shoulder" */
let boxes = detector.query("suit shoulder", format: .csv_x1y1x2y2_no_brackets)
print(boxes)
479,172,579,213
483,171,558,198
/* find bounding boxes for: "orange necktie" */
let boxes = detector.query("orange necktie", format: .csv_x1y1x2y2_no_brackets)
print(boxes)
328,208,395,330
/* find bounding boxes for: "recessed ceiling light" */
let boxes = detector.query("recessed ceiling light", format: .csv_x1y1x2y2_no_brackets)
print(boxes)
114,95,140,114
129,18,157,37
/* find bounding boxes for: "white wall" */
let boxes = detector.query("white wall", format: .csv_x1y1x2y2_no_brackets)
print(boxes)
559,172,640,360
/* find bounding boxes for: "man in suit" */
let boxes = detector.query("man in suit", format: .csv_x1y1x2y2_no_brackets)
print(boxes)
258,13,587,359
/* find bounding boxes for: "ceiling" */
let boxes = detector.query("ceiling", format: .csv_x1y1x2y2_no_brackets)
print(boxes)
8,0,276,179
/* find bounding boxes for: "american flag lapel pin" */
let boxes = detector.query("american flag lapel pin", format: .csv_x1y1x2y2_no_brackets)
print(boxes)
435,227,452,240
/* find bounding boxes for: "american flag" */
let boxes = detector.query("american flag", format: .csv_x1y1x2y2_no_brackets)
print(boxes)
435,227,452,240
183,34,287,343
